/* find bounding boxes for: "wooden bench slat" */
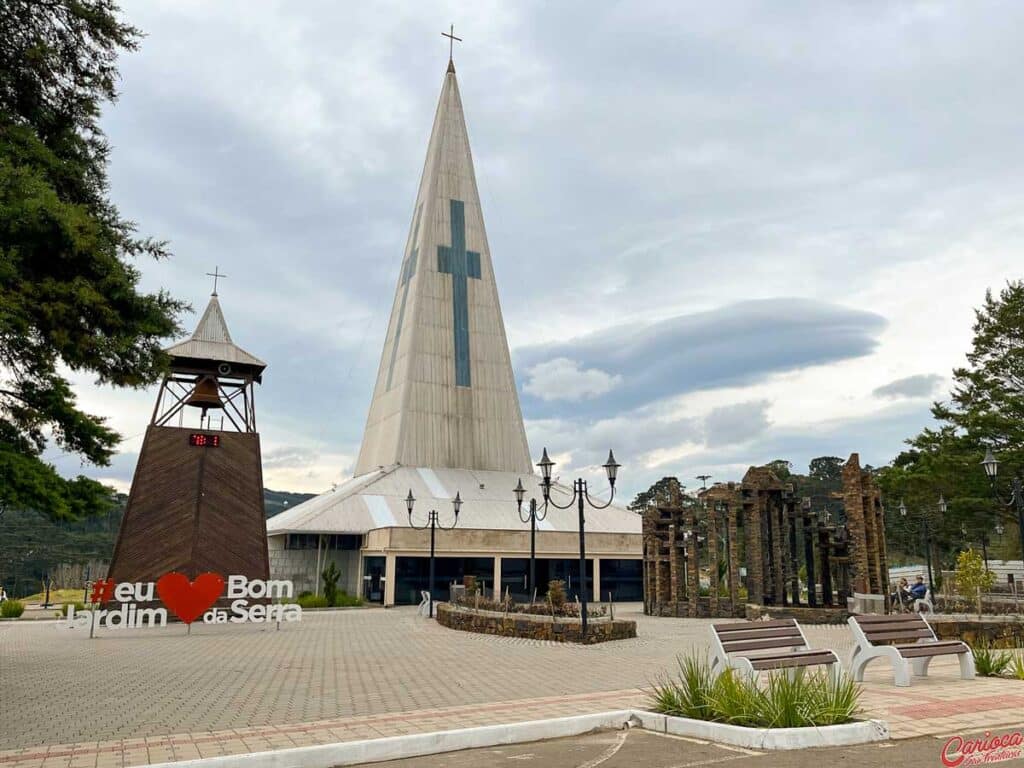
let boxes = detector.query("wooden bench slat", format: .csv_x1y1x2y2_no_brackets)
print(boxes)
863,629,935,643
713,619,797,632
861,621,933,635
714,627,806,641
750,652,838,671
722,636,805,652
854,614,924,624
895,642,968,659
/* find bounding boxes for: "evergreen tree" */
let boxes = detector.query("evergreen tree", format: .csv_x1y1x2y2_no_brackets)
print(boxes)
877,281,1024,563
1,1,185,521
628,476,684,513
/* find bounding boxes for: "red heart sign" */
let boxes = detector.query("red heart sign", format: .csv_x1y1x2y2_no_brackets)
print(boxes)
156,572,225,624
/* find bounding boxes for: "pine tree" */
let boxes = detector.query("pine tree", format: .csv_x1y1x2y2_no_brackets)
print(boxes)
1,1,185,521
878,281,1024,562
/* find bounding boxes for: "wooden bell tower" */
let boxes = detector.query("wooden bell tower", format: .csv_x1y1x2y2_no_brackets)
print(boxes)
108,284,270,585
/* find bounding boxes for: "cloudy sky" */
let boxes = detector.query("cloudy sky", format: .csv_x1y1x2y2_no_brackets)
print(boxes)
51,1,1024,500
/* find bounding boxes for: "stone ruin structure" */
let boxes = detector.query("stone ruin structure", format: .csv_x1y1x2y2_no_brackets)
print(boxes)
643,453,889,618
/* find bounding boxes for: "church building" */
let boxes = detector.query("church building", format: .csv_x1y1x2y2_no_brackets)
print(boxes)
266,54,642,606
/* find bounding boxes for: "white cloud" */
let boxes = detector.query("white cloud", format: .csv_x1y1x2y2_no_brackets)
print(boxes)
523,358,622,402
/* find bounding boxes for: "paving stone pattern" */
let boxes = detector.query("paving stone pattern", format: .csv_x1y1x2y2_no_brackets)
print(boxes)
1,605,1022,768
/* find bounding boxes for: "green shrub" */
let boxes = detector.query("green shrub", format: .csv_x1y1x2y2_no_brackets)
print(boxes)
1,600,25,619
972,641,1013,677
56,602,86,617
297,594,329,609
321,561,340,606
1010,650,1024,681
648,652,861,728
297,590,313,599
331,590,363,608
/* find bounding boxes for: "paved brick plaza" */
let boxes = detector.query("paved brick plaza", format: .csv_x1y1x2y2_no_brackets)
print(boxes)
1,606,1023,768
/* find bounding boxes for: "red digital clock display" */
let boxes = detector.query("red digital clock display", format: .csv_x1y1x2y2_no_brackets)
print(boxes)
189,433,221,447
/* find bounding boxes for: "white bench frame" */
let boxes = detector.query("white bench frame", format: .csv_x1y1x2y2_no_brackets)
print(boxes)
847,614,974,687
710,620,841,684
417,590,431,617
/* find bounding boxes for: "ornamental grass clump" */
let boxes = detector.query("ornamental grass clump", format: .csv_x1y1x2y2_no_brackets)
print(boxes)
972,641,1013,678
1,600,25,619
648,653,861,728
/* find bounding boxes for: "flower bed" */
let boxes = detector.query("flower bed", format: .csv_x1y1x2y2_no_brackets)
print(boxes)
649,653,861,729
436,602,635,644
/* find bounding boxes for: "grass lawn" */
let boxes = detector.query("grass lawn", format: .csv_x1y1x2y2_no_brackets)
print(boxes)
15,588,90,605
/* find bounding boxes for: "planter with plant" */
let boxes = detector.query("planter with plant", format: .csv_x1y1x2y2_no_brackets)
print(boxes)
1,600,25,619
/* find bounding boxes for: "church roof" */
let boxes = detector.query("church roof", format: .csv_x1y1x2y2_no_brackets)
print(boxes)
165,294,266,371
353,63,531,475
265,466,640,536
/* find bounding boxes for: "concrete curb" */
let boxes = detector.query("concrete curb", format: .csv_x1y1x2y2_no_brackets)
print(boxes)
632,711,891,750
145,711,634,768
144,709,889,768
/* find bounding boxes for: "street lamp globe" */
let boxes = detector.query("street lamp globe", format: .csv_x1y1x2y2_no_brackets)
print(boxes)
513,478,526,506
405,489,416,515
537,448,554,484
996,521,1005,536
452,492,462,518
938,495,947,515
603,450,620,488
982,447,999,479
899,499,907,517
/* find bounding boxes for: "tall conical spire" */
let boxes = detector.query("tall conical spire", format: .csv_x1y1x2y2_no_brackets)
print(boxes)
354,65,531,476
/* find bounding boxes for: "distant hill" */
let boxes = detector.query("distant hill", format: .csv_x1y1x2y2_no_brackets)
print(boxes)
264,488,316,518
0,488,316,598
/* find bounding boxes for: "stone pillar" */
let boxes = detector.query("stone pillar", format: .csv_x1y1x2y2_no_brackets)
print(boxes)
494,555,503,600
668,520,680,608
745,495,764,605
769,497,785,605
787,507,800,606
384,551,396,607
687,511,699,617
818,527,833,606
727,506,740,613
708,506,720,616
592,557,601,603
842,454,870,594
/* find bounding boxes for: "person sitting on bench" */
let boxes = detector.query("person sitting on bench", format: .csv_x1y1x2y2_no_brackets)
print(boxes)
909,576,928,601
890,577,912,610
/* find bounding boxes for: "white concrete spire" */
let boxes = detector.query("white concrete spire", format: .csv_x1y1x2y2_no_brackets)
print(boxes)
354,65,531,476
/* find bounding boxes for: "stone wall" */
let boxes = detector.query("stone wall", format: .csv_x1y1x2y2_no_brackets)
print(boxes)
267,537,360,596
435,602,637,644
744,603,851,624
931,616,1024,647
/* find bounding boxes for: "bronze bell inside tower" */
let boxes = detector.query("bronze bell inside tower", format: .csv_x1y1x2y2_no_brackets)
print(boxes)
185,375,224,413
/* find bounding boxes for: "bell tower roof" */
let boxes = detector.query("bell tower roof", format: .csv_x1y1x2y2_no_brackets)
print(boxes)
164,293,266,375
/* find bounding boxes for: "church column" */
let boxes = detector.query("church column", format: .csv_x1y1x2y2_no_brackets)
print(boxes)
493,555,503,600
384,552,396,607
592,557,601,603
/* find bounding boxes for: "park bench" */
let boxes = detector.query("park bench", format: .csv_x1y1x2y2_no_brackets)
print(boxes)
710,619,841,683
913,589,935,615
847,613,974,687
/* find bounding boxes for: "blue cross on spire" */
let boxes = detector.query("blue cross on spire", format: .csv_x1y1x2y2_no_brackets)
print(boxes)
437,199,481,387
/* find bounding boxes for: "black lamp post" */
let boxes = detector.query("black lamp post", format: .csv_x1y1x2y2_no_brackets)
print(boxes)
898,496,940,591
981,447,1024,567
514,478,548,598
536,447,620,638
406,488,461,618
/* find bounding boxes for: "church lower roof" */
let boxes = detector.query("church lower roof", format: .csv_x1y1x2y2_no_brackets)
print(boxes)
265,465,640,536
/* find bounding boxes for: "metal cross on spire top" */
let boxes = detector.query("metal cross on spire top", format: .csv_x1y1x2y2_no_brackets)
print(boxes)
442,24,462,66
206,266,227,296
